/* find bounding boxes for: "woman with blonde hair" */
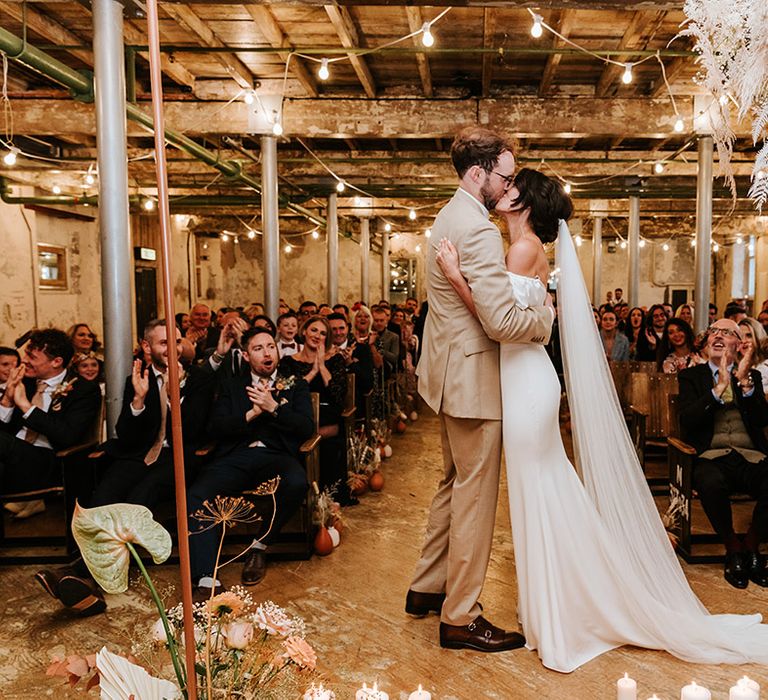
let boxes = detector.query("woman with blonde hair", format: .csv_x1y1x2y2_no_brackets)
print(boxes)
738,317,768,393
674,304,694,326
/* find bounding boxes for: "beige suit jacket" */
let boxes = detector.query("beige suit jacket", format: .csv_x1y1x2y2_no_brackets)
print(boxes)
417,189,553,420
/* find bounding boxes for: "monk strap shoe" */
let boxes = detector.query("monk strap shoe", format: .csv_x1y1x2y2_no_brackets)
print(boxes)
439,615,525,653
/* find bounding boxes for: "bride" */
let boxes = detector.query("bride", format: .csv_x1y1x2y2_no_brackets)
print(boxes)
436,167,768,673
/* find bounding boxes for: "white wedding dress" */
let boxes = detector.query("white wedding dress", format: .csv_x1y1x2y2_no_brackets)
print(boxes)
499,222,768,673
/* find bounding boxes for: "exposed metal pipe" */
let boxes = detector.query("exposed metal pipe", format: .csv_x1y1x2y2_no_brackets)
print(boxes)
92,0,133,438
694,136,713,334
261,135,280,321
592,217,602,305
360,217,370,304
628,196,641,308
327,193,339,306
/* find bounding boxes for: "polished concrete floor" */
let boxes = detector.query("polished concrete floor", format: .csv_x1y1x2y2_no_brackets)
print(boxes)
1,410,767,699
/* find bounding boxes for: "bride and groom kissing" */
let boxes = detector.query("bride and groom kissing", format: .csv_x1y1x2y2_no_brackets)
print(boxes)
405,126,768,673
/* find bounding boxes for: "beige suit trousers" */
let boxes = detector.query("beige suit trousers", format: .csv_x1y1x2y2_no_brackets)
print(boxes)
410,413,502,626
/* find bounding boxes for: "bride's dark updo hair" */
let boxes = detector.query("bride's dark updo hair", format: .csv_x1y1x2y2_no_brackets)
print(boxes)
509,168,573,244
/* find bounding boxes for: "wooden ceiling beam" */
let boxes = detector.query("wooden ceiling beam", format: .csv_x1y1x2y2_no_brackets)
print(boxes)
122,20,197,90
538,10,576,97
161,3,253,90
162,1,689,9
324,5,377,98
405,6,433,98
650,57,688,98
244,6,319,98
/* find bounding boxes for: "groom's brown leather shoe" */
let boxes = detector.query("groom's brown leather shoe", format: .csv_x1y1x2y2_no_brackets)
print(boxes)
405,589,445,616
439,616,525,653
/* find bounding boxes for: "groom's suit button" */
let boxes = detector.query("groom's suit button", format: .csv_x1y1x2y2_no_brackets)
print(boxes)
439,615,525,653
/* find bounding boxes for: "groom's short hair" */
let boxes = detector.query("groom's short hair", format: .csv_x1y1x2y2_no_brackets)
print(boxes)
451,127,515,179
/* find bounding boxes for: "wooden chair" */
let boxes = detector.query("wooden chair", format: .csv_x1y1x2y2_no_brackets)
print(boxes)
667,394,754,563
608,362,648,475
0,396,105,564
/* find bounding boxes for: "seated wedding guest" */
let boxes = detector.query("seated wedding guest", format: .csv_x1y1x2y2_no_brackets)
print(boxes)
67,323,101,357
71,351,103,384
401,320,419,394
0,347,20,394
298,301,318,327
614,303,629,330
175,312,191,333
318,304,333,317
250,314,277,336
0,330,101,521
758,310,768,336
209,313,251,378
624,307,645,359
215,307,231,328
599,308,629,361
710,303,719,325
244,303,265,323
91,319,216,510
724,302,748,324
332,303,350,322
635,303,667,362
278,299,290,316
372,306,400,376
187,303,220,362
329,312,374,422
678,319,768,589
188,327,313,592
280,316,348,498
739,317,768,394
675,303,694,326
276,312,301,357
404,296,419,320
663,303,674,319
659,318,702,374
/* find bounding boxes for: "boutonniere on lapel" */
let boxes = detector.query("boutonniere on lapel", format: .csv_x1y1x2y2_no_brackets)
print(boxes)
50,377,78,410
274,374,296,406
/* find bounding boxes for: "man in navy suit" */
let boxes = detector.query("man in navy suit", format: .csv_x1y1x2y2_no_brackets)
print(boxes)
187,327,314,595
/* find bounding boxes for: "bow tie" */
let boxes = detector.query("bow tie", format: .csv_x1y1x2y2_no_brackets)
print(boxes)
280,342,296,349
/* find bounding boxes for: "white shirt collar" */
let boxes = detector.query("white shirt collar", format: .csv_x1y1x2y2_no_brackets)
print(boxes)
41,369,67,388
456,187,489,218
251,369,277,385
708,359,734,375
337,339,349,350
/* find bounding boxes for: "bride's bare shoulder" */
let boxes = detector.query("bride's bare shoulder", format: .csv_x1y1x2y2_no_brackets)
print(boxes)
506,236,547,277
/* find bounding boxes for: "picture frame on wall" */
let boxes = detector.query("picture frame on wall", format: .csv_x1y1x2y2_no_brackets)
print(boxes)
38,243,68,290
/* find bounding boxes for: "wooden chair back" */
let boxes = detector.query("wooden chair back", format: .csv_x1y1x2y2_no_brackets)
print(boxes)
609,361,633,412
647,373,680,440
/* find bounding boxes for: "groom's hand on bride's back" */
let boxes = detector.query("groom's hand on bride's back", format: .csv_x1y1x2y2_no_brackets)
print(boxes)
545,293,556,318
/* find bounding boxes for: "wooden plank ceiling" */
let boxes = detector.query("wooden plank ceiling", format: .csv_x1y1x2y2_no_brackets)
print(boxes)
0,0,760,234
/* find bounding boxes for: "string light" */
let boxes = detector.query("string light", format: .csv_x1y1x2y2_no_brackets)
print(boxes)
384,222,392,232
712,242,720,252
718,94,729,106
421,22,434,48
284,243,292,253
639,238,646,248
336,180,346,193
654,162,665,174
425,228,432,238
203,242,209,250
409,208,417,220
415,244,422,252
221,233,229,242
85,173,95,185
52,185,61,194
563,182,572,194
736,235,744,244
247,229,256,240
690,238,696,247
3,146,19,166
318,58,330,81
674,117,685,133
233,236,239,244
311,230,320,239
530,13,543,38
662,242,670,251
620,240,627,249
621,63,633,84
575,235,582,247
272,120,283,136
243,90,255,105
143,197,155,211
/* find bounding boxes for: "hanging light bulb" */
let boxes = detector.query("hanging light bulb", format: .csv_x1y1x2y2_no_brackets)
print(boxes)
311,230,320,239
243,90,255,105
662,242,670,251
690,238,696,247
415,244,422,252
563,182,572,194
318,58,330,81
233,236,239,244
85,173,95,185
713,242,720,253
52,185,62,194
736,235,744,244
639,238,646,248
674,117,685,133
247,229,256,240
425,228,432,238
384,222,392,232
421,22,434,48
654,162,665,174
409,208,417,220
718,94,729,106
202,242,209,250
336,180,345,193
530,14,543,38
143,197,155,211
620,240,627,250
574,235,582,247
221,233,229,242
3,146,18,166
284,243,292,253
621,63,633,84
272,120,283,136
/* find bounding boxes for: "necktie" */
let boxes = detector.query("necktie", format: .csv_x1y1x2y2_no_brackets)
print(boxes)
145,373,168,465
715,370,734,404
23,379,47,444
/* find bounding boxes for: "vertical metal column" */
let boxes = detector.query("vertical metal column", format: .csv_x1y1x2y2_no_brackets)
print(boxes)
261,135,280,321
92,0,132,436
360,217,370,304
694,135,713,334
628,196,640,308
381,228,390,303
592,217,602,305
327,193,339,305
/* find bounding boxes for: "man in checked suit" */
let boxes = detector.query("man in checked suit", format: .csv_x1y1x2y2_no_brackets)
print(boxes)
0,329,101,497
187,327,313,596
406,127,554,652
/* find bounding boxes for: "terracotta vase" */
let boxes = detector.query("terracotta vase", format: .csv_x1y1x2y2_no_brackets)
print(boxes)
369,470,385,492
314,527,334,556
350,475,368,496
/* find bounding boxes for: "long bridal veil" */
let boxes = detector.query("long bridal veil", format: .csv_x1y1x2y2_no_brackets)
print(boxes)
554,219,768,664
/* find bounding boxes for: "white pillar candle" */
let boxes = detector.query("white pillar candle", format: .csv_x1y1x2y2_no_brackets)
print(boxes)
304,684,333,700
408,684,432,700
355,684,371,700
681,682,711,700
647,695,662,700
730,681,759,700
618,673,638,700
739,677,760,697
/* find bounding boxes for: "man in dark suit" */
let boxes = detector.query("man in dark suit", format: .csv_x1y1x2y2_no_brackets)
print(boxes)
678,317,768,589
187,327,314,595
0,329,101,497
372,306,401,376
187,302,220,363
91,318,216,509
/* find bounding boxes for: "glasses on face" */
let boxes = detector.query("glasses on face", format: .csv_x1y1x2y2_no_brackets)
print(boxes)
708,326,742,339
490,170,515,188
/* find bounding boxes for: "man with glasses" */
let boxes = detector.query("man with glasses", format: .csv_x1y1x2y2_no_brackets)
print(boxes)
678,318,768,589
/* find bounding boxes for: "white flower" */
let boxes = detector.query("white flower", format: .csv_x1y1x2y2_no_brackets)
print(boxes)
223,621,254,649
150,617,172,643
253,601,293,637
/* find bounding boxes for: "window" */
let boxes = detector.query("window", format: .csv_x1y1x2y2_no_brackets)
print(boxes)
38,243,68,290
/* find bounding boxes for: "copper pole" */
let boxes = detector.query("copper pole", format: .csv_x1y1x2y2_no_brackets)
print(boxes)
144,1,198,697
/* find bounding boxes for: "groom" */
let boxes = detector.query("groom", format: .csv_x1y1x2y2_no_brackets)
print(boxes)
406,127,554,652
